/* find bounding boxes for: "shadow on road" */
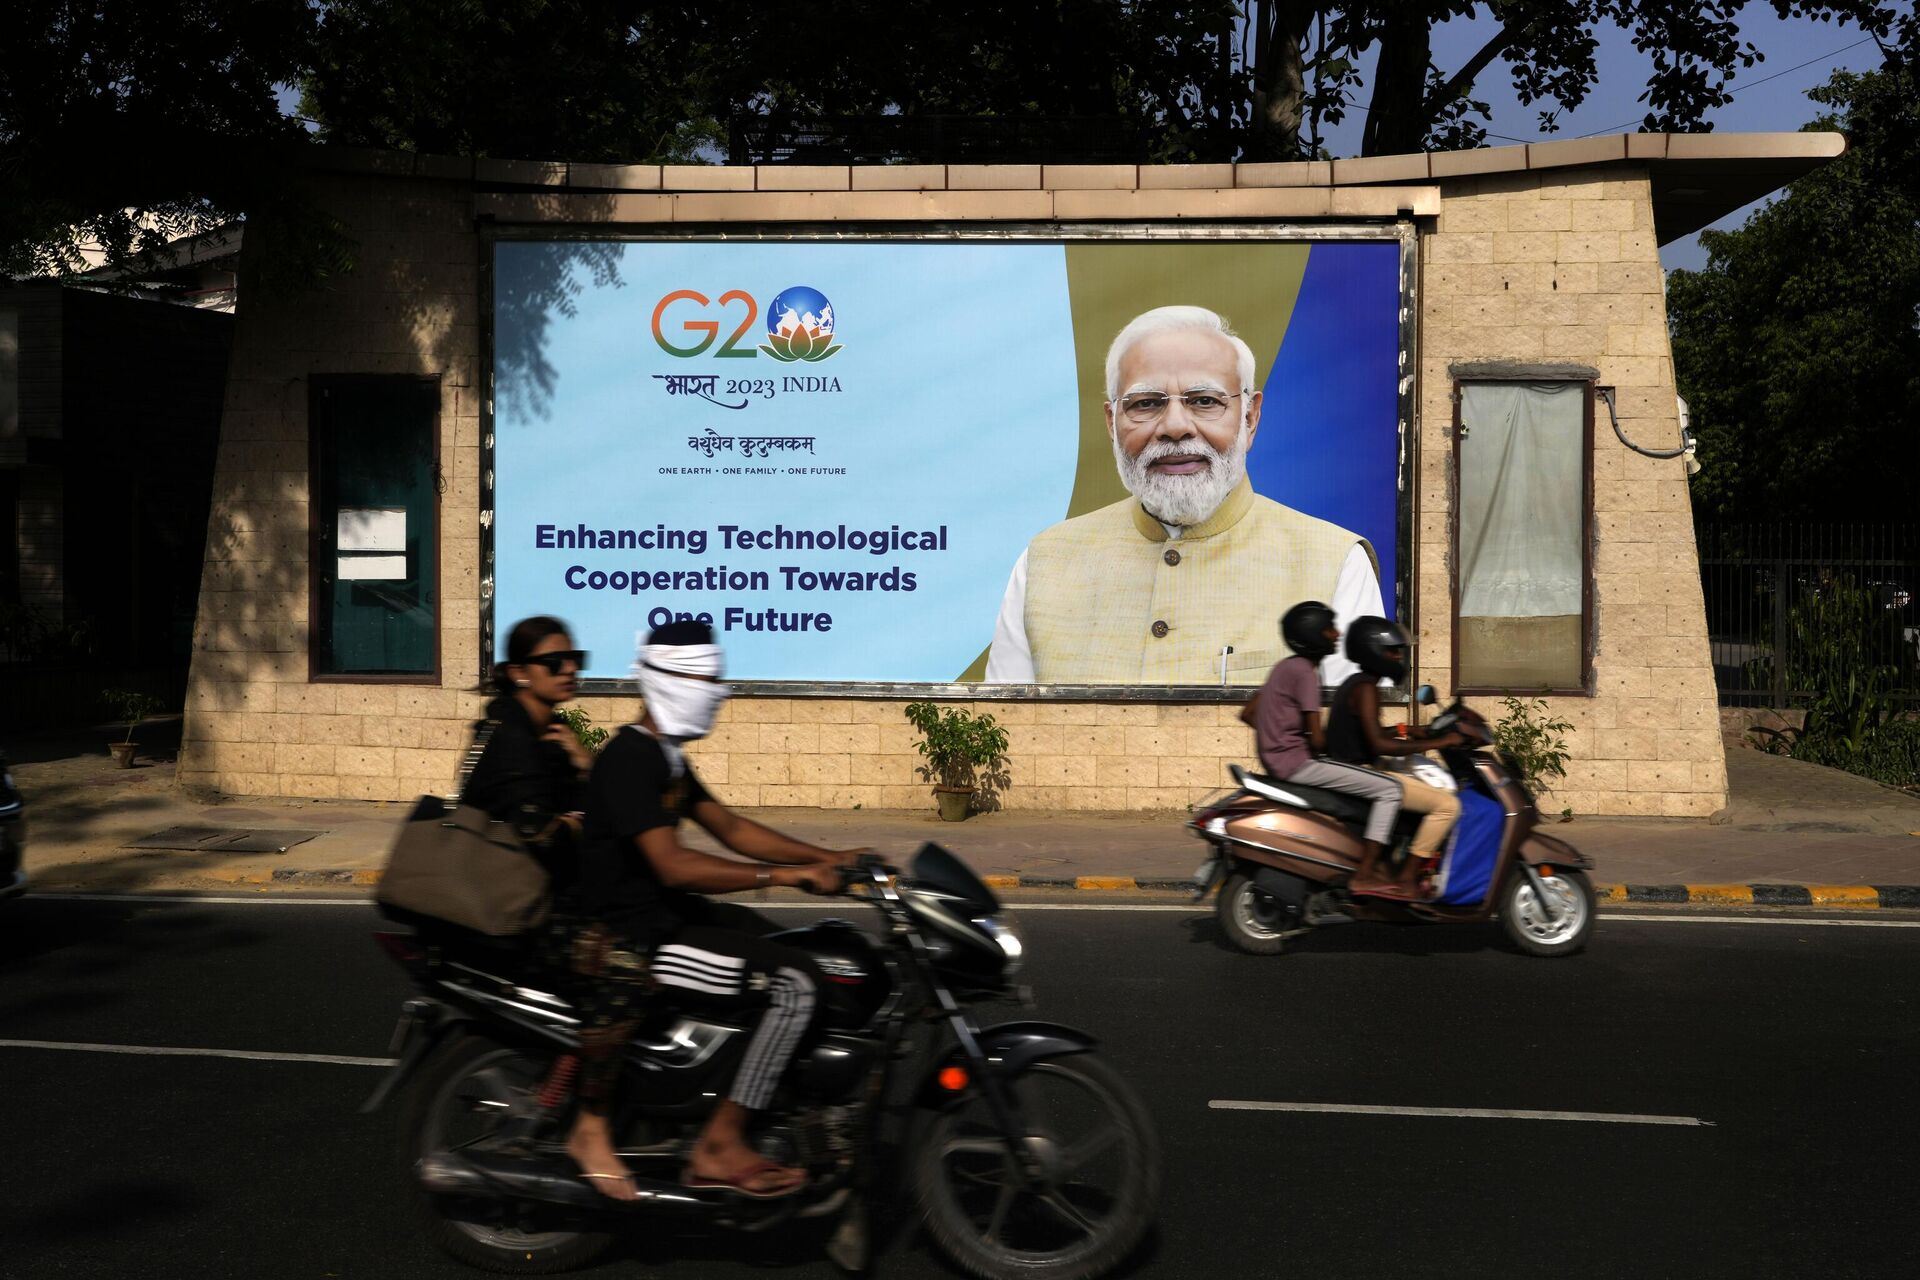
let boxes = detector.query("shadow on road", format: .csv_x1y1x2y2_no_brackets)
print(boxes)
0,898,270,1021
10,1178,208,1249
1184,910,1523,959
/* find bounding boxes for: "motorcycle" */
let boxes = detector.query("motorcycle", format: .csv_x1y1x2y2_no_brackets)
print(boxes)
1189,687,1596,958
362,846,1160,1278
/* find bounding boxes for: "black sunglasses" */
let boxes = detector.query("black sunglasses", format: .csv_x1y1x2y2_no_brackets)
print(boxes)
525,649,587,674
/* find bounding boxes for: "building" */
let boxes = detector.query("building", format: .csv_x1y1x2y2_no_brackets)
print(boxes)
177,134,1844,816
1,280,233,723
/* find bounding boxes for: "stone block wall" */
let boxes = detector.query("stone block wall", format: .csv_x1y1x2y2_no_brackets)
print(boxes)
180,173,491,801
1419,167,1726,816
180,152,1726,816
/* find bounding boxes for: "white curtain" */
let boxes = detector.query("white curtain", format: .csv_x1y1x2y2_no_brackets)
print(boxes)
1457,382,1583,619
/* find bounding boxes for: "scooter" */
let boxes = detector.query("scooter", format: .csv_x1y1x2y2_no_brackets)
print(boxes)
1188,687,1596,957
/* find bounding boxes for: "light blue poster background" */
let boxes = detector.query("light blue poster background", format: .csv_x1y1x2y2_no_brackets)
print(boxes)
493,242,1081,681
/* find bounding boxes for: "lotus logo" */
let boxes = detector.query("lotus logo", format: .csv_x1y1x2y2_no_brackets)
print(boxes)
760,286,842,362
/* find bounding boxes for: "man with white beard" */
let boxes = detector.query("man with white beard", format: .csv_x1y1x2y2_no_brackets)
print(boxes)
986,305,1382,685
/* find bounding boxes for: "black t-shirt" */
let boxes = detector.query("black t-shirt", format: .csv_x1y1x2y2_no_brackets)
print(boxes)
1324,673,1376,766
577,726,714,944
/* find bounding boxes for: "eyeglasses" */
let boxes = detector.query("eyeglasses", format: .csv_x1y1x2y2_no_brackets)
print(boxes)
1112,390,1246,425
526,650,587,674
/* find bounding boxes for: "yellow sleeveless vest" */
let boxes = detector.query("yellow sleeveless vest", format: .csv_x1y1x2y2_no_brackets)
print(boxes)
1022,478,1372,684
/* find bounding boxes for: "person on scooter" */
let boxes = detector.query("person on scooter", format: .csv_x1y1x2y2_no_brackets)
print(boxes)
1325,617,1469,901
557,620,860,1203
1246,601,1407,893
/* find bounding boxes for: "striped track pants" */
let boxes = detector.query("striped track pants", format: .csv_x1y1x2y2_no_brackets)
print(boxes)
650,925,820,1111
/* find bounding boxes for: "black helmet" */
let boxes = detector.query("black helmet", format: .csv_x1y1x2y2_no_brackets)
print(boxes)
1280,600,1338,661
1343,616,1410,682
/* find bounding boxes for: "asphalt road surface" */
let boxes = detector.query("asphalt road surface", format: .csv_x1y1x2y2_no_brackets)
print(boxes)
2,894,1915,1279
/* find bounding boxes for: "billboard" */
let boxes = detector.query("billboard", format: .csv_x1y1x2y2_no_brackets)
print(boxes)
491,236,1405,685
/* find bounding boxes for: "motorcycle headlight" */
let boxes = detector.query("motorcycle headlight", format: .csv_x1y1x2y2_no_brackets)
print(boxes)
973,912,1025,979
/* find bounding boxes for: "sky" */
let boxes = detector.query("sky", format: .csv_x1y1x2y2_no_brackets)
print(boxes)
1304,5,1904,271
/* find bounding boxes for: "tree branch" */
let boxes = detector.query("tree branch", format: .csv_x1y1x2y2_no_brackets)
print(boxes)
1424,18,1533,115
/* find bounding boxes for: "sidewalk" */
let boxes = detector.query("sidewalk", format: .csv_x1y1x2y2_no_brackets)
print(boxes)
10,729,1919,902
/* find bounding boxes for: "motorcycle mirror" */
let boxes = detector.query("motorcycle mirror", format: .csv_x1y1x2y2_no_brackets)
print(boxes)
1415,684,1438,706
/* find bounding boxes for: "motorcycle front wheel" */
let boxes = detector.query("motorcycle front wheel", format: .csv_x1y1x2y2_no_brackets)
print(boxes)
399,1034,615,1274
914,1052,1160,1280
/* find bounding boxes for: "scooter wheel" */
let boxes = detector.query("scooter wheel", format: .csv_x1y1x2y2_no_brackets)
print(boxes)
1217,873,1293,955
1499,868,1595,957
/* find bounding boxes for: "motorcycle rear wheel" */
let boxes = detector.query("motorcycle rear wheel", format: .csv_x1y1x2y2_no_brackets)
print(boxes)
1217,872,1291,955
399,1034,615,1274
915,1052,1160,1280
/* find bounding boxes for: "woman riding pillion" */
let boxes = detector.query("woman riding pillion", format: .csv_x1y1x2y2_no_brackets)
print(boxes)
462,615,594,881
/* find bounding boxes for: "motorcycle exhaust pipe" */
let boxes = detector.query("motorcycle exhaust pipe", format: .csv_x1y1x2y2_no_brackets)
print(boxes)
416,1150,714,1213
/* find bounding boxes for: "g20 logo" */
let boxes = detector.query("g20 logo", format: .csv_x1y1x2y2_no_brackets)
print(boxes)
651,285,842,363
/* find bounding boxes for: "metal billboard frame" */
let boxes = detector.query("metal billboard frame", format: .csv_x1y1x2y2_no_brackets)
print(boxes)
477,220,1420,703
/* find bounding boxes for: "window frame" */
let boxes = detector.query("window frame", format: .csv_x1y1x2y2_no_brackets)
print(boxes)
307,373,444,685
1448,374,1595,699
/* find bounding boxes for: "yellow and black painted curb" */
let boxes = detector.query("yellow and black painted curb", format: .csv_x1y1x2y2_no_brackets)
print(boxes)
1592,883,1919,909
190,867,1920,908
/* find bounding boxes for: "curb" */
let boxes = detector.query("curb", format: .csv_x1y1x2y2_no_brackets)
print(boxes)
57,867,1920,908
1593,883,1920,909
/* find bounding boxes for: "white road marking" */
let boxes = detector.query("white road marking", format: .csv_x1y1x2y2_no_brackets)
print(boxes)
0,1038,395,1068
1598,914,1920,928
1210,1100,1713,1126
27,893,1920,926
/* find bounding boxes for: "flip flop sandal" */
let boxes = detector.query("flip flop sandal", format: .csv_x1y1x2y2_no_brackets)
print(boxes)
682,1159,807,1200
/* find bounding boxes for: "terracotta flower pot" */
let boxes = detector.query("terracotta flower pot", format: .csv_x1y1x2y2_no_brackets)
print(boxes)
109,741,139,769
933,786,974,822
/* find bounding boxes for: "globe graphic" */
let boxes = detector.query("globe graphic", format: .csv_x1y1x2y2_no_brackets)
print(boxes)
767,286,834,337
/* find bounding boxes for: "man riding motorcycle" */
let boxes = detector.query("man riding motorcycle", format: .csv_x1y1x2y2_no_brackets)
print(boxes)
558,620,862,1201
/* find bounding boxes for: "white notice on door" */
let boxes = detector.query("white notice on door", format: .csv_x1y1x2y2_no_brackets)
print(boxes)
338,554,408,581
338,507,407,552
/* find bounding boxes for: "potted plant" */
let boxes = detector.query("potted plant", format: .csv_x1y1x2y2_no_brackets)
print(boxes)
904,701,1010,822
103,689,164,768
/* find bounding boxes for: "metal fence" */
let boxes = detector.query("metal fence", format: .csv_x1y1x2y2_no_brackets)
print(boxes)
1696,524,1920,708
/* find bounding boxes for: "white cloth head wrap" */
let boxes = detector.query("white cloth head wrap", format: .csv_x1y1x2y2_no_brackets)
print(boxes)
632,639,729,765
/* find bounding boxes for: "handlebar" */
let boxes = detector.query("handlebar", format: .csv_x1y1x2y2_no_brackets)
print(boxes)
835,852,900,893
1425,699,1493,746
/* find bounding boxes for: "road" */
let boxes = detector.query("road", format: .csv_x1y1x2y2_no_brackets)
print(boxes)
2,894,1915,1279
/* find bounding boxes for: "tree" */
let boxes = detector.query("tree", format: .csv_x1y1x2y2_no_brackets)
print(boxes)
0,0,317,280
1667,61,1919,521
297,2,1245,165
296,1,723,164
7,1,1913,283
1240,2,1905,160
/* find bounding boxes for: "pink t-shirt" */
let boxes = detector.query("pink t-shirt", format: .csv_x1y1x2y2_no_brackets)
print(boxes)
1255,654,1321,779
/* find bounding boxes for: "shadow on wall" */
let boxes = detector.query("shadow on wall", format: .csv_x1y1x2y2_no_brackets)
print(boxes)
492,238,625,423
189,182,623,796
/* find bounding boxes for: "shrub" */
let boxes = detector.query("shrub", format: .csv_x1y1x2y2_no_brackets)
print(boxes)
554,706,609,755
1752,575,1919,791
1491,695,1574,798
101,689,165,744
903,702,1010,793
